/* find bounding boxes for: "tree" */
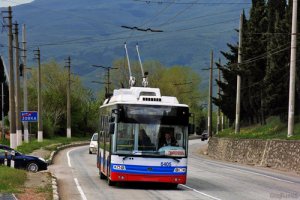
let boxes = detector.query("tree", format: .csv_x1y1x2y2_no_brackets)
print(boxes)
264,0,289,120
27,60,98,137
214,43,238,123
0,57,9,120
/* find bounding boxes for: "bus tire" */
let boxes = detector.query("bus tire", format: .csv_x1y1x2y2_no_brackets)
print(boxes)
169,183,178,189
107,178,116,186
100,172,106,179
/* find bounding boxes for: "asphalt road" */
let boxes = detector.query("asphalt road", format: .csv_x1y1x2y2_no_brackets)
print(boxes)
49,139,300,200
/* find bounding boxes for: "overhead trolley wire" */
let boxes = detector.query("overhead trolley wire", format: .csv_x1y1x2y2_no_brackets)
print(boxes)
157,0,200,28
157,6,251,27
124,0,175,42
133,0,251,5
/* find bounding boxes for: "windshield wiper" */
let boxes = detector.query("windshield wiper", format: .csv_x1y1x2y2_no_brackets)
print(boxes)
122,155,130,161
171,157,180,163
122,151,141,161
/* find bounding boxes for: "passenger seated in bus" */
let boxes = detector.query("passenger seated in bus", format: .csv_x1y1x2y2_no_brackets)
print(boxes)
138,129,153,150
118,130,127,144
159,132,178,148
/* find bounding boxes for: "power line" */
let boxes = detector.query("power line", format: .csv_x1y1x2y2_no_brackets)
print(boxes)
133,0,251,5
125,0,174,42
157,0,200,27
221,42,292,70
167,17,239,32
139,1,175,27
25,24,236,48
157,6,251,27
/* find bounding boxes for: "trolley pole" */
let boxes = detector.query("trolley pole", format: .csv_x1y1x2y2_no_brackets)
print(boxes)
235,12,243,134
288,0,298,137
13,22,22,146
66,57,71,138
34,48,43,142
208,50,213,138
22,24,29,142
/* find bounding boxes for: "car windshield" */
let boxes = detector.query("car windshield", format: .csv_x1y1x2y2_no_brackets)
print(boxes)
114,123,187,157
92,133,98,141
0,148,21,156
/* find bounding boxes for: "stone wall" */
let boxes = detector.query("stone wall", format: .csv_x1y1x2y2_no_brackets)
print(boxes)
208,137,300,173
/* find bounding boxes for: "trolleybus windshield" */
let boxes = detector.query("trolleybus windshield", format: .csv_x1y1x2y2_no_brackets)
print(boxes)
114,105,189,157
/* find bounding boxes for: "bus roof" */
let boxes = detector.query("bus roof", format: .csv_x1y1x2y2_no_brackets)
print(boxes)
101,87,188,108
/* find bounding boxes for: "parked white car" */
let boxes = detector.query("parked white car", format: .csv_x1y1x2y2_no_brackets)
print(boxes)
89,133,98,154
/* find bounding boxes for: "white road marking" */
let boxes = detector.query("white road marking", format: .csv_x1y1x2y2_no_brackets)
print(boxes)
200,159,296,184
67,149,74,167
180,184,222,200
74,178,88,200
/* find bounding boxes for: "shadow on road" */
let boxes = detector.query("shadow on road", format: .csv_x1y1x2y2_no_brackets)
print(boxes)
109,181,185,191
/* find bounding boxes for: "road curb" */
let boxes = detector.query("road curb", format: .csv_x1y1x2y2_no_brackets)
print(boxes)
52,174,59,200
47,141,89,200
47,141,90,165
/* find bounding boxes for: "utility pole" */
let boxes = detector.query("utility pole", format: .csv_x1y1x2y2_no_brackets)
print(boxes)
288,0,298,137
219,59,224,131
4,7,17,148
208,50,213,138
22,24,29,142
66,57,71,138
13,22,22,146
235,12,243,134
2,83,4,141
34,48,43,142
92,65,117,95
217,58,221,134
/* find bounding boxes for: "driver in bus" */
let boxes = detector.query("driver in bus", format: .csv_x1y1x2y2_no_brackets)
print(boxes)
159,132,178,148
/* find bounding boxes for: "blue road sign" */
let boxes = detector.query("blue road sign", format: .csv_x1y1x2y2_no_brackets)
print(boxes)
21,111,38,122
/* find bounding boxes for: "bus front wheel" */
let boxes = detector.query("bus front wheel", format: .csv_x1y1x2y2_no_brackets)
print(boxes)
107,178,116,186
100,172,106,179
169,183,178,189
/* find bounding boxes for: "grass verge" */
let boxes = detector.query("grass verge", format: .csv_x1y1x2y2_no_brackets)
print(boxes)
0,166,27,193
16,136,89,154
217,116,300,140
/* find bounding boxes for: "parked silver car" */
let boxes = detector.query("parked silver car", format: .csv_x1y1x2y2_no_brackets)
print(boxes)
89,133,98,154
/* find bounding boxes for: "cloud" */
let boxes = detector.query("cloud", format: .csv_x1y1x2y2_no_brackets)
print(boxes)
1,0,34,7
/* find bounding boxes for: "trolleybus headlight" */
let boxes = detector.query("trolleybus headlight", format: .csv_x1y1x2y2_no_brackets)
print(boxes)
113,165,126,170
174,168,186,173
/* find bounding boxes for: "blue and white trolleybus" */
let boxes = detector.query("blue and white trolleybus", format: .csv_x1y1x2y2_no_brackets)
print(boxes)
97,86,189,187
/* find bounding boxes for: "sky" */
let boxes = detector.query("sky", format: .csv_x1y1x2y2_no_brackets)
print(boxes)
0,0,33,7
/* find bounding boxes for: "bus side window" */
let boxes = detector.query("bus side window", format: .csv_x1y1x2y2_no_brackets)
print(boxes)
105,131,110,151
99,131,104,141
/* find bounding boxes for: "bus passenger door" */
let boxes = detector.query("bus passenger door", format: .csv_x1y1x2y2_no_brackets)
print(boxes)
107,115,116,179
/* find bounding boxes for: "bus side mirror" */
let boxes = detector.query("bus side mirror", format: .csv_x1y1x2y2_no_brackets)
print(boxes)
109,116,115,123
111,108,121,123
109,123,115,134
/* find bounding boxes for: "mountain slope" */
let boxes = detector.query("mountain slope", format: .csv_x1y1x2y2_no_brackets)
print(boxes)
1,0,251,90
